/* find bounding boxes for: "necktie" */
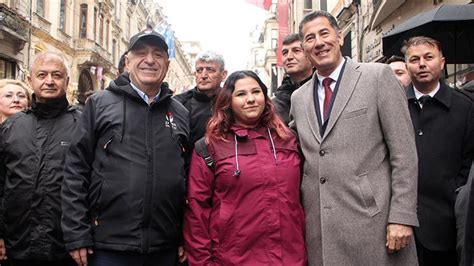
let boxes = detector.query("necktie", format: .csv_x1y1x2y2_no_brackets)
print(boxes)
322,78,333,120
418,95,431,108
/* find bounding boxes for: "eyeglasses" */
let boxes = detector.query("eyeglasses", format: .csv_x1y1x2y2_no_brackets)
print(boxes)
1,93,28,101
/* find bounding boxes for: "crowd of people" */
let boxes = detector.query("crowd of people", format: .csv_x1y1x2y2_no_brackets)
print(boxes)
0,9,473,266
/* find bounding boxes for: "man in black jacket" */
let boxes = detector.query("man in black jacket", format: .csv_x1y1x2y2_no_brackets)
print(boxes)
0,52,79,266
403,36,474,266
174,51,227,161
61,29,190,266
273,33,313,125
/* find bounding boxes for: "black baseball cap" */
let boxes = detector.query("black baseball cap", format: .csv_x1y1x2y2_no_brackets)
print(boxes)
128,29,168,54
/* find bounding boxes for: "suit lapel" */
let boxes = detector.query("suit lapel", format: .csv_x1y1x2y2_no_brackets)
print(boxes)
303,75,322,143
323,58,361,139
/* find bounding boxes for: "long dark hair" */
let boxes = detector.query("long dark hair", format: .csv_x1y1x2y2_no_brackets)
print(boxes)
206,70,290,143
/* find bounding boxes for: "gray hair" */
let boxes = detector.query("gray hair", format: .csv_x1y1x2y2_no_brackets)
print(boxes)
30,52,70,77
299,10,340,40
195,50,225,71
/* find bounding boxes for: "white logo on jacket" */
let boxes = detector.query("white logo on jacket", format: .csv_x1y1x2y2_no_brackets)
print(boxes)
165,111,177,129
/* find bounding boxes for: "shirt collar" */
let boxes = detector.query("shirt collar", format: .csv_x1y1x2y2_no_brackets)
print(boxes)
316,57,346,85
413,82,440,99
408,81,451,108
130,82,161,104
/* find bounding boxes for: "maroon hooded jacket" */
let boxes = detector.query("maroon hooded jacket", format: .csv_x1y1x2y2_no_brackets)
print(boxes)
184,125,306,265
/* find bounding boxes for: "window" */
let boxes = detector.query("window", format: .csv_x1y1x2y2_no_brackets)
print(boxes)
271,28,278,50
94,7,97,41
112,39,117,65
304,0,312,10
99,14,104,46
0,58,16,79
79,4,87,39
59,0,66,30
106,20,110,49
125,15,130,39
271,63,278,94
115,0,120,20
37,0,45,17
10,0,17,9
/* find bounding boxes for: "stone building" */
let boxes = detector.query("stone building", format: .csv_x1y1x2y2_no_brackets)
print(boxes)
324,0,472,85
0,0,30,80
0,0,193,104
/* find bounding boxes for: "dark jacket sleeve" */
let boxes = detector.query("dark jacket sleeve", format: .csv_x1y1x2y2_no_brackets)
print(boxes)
457,100,474,188
184,150,215,265
61,98,98,251
0,123,7,238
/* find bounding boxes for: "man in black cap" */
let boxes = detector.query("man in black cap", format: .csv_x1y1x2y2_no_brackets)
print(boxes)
61,29,190,266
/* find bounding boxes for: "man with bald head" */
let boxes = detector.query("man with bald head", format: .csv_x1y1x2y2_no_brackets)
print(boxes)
0,52,80,266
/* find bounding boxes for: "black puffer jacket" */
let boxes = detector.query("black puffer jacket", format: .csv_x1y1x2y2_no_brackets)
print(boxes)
61,74,190,253
0,96,81,260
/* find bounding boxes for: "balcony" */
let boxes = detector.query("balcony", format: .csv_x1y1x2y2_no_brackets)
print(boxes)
32,12,51,34
74,38,113,69
0,3,29,41
57,29,72,47
370,0,406,29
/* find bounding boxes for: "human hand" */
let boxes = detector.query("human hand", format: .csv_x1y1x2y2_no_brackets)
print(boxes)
0,238,6,260
386,223,413,253
69,247,94,266
178,245,187,263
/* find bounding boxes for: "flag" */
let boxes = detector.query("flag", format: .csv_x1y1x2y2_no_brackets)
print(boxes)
96,66,103,81
155,22,176,59
246,0,272,10
277,0,289,66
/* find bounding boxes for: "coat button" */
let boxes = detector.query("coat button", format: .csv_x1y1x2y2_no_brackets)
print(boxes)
417,129,423,136
319,150,326,156
320,177,326,184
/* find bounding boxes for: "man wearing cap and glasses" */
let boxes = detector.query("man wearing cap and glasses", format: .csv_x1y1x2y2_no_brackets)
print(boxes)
61,29,190,266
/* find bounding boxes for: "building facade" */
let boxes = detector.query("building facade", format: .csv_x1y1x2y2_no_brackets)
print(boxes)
0,0,193,103
248,0,472,93
0,0,30,80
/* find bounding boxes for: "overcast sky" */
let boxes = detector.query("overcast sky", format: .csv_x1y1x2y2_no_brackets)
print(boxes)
157,0,268,73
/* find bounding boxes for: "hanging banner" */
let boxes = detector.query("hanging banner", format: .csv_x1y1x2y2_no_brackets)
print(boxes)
96,66,103,81
246,0,272,10
277,0,289,66
155,22,176,59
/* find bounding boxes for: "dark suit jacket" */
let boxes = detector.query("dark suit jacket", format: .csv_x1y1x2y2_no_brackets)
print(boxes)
407,82,474,251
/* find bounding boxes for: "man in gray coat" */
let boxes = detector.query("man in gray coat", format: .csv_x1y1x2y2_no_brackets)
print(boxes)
290,11,419,265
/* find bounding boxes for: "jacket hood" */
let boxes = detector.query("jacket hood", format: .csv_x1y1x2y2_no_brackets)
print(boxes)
105,73,174,143
192,86,218,102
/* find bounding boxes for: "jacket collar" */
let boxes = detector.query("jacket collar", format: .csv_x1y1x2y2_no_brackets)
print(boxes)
107,72,172,104
230,124,267,139
192,86,217,102
407,80,451,109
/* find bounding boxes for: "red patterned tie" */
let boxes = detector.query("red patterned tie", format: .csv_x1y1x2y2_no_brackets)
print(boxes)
322,78,333,120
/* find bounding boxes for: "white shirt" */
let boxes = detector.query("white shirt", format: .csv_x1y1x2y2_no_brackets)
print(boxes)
316,57,345,123
414,82,440,108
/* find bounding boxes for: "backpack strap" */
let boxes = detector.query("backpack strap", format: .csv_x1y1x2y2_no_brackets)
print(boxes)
195,137,214,169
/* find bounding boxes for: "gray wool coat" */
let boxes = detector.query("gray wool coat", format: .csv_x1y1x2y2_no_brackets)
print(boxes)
290,58,419,266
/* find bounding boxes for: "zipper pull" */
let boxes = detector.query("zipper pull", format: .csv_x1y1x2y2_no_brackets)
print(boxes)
104,138,113,150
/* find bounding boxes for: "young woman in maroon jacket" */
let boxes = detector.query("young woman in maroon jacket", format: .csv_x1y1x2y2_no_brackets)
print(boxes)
184,70,306,265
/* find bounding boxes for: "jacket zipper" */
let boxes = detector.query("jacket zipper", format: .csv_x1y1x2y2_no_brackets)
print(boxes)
142,106,154,253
